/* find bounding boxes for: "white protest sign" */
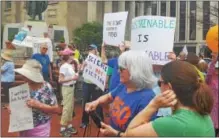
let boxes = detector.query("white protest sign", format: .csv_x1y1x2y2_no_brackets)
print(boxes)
13,36,53,62
103,12,128,46
9,83,34,133
83,53,108,91
182,45,188,55
131,16,176,65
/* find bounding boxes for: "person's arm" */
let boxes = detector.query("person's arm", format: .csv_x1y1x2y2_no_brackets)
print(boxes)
101,42,107,64
26,99,61,114
58,73,78,84
1,62,9,73
85,93,113,112
124,90,177,137
49,63,53,81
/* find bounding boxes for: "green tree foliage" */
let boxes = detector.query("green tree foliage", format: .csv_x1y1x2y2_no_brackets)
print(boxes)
73,22,103,54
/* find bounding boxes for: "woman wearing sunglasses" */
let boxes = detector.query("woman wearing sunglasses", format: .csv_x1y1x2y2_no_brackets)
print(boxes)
85,51,157,136
124,61,214,137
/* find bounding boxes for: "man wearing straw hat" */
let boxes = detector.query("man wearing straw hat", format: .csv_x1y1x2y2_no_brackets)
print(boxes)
1,49,15,104
32,43,53,82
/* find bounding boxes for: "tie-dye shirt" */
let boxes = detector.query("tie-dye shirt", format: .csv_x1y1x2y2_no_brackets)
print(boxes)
30,82,57,127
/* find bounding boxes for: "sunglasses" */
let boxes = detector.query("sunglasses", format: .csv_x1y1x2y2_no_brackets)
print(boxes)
158,80,166,87
42,47,48,50
119,66,126,72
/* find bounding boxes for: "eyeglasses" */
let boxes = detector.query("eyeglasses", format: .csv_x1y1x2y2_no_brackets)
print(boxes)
119,66,126,72
158,80,165,87
42,47,48,50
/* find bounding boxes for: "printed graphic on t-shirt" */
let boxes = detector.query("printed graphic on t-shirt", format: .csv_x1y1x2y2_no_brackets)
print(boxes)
110,97,131,130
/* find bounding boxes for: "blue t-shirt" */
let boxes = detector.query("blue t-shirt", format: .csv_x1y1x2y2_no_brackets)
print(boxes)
109,84,157,132
107,58,120,91
32,53,50,81
1,61,15,82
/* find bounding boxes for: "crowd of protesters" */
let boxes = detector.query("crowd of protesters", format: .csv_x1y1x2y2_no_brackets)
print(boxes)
1,38,218,137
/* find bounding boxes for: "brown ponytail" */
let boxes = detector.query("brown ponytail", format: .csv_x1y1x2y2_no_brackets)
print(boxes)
193,82,214,115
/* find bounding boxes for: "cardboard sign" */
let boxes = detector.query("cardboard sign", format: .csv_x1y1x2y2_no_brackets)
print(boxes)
103,12,128,46
83,54,108,91
8,83,34,133
131,16,176,65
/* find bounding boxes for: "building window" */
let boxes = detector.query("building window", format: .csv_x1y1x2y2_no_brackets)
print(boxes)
203,1,210,40
160,1,166,16
5,1,12,10
54,30,64,43
179,1,186,41
112,1,118,12
151,2,157,15
170,1,176,17
8,28,19,41
189,1,196,40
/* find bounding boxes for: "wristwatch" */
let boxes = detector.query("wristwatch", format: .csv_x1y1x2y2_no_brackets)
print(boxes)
116,131,122,137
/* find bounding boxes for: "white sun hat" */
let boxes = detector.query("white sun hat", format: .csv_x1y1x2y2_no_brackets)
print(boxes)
14,59,44,83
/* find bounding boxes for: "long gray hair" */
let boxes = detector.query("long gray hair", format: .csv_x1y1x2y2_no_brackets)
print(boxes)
118,51,157,89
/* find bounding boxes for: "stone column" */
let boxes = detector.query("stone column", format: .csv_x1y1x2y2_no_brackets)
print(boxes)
139,1,144,16
126,1,135,40
87,1,97,22
118,1,125,11
104,1,112,13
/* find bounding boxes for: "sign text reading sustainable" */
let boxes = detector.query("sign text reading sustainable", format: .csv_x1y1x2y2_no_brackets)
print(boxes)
131,16,176,65
83,54,108,91
9,83,34,132
103,12,128,46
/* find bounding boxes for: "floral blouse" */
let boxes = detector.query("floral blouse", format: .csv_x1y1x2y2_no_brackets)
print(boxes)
30,82,57,127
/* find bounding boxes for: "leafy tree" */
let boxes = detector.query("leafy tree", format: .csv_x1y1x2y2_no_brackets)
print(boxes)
73,22,103,54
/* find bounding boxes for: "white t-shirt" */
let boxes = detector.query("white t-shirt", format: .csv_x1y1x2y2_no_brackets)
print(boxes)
59,63,76,86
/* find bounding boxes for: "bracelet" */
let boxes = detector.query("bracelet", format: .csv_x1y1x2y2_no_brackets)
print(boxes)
116,131,122,137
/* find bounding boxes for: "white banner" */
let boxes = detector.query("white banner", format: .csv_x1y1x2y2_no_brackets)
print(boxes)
83,54,108,91
12,36,53,62
131,16,176,65
8,83,34,133
103,12,128,46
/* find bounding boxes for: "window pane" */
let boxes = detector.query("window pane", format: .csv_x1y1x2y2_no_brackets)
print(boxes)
8,28,19,41
189,1,196,40
202,1,210,40
152,2,157,15
170,1,176,17
160,1,166,16
112,1,118,12
54,30,64,43
6,1,12,9
179,1,186,41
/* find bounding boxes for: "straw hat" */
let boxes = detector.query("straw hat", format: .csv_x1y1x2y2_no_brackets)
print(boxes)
1,49,13,61
14,59,44,83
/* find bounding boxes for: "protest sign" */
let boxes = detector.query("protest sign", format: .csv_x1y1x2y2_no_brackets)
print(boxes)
8,83,34,133
12,27,28,46
12,36,53,62
103,12,128,46
131,16,176,65
83,53,108,91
